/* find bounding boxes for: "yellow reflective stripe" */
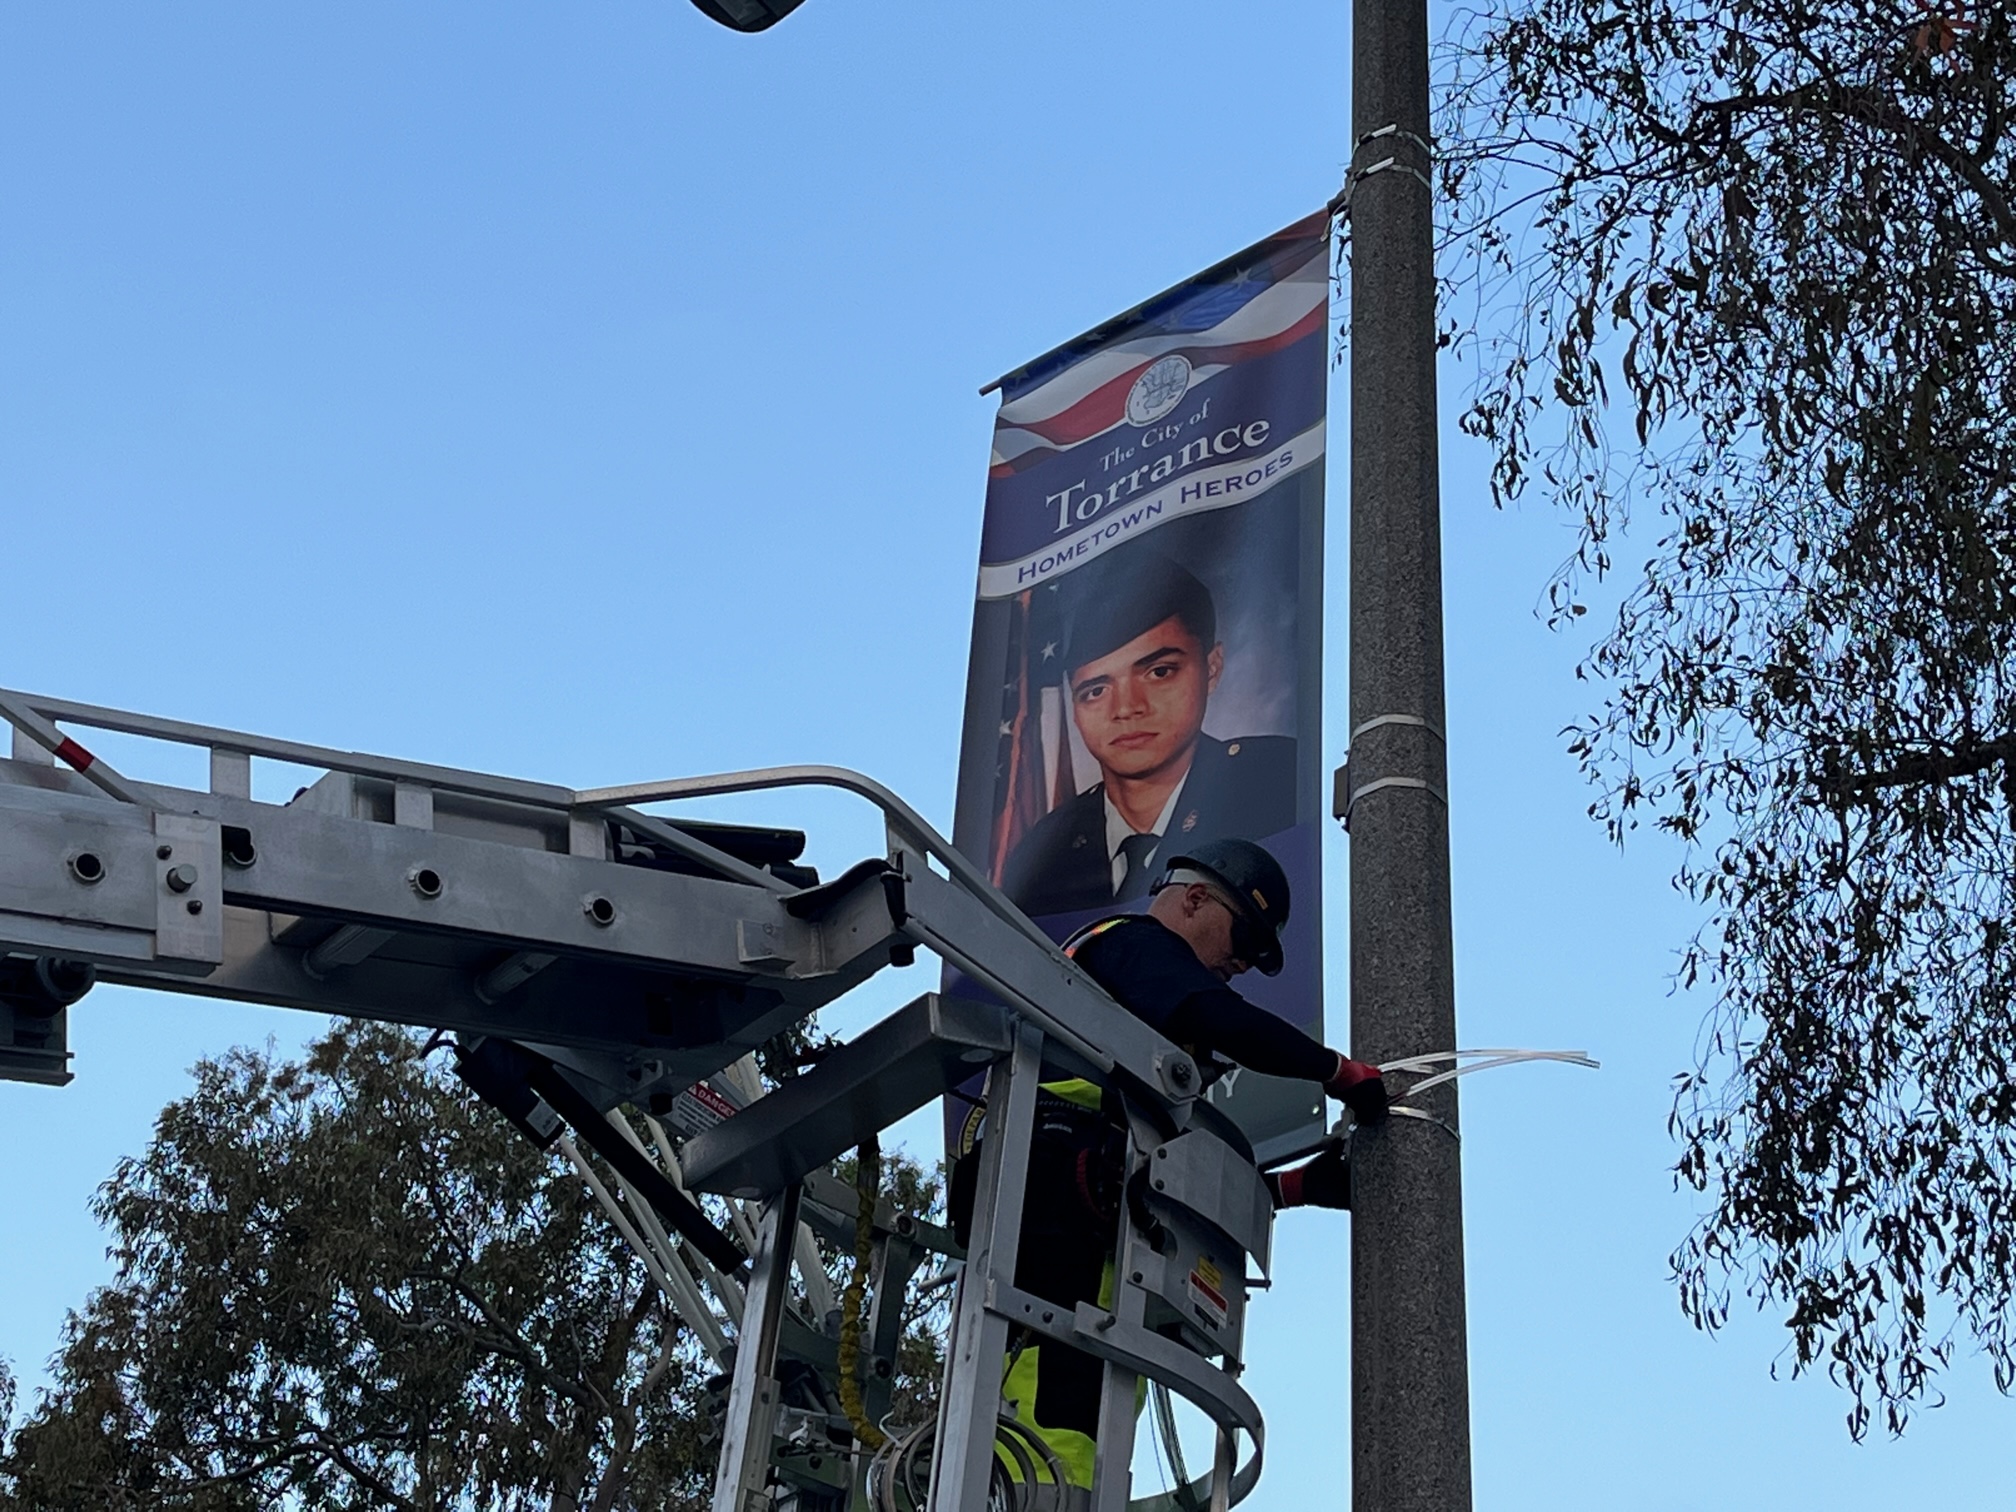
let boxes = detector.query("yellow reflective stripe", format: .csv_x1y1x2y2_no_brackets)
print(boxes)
999,1347,1096,1487
1039,1076,1104,1109
999,1263,1132,1490
1061,915,1128,959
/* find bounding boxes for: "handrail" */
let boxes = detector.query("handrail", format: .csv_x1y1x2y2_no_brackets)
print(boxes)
573,765,1062,958
0,698,1058,965
2,692,1075,978
0,687,574,808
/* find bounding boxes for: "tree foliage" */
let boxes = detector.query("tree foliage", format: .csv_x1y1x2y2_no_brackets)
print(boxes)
1436,0,2016,1434
0,1022,943,1508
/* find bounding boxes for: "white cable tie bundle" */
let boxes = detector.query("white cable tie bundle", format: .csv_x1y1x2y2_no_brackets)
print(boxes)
1379,1047,1600,1099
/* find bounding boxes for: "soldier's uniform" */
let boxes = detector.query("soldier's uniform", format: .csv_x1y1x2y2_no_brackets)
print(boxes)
997,549,1299,923
1001,734,1297,919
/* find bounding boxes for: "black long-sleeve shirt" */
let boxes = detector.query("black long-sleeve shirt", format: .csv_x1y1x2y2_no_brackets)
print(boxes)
1063,914,1337,1083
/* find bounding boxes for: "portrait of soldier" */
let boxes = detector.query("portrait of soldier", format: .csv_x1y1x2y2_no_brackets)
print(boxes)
1000,552,1297,919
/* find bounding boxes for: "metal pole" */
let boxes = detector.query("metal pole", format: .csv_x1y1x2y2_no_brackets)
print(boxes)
926,1024,1042,1511
1347,0,1473,1499
712,1183,804,1512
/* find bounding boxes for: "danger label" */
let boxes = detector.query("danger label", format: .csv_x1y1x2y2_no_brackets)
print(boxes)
1187,1256,1229,1331
666,1080,739,1136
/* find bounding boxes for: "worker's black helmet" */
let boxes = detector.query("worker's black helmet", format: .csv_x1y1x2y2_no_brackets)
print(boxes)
1155,837,1291,975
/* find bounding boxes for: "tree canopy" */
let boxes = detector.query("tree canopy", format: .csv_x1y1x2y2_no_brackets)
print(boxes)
0,1022,941,1509
1435,0,2016,1433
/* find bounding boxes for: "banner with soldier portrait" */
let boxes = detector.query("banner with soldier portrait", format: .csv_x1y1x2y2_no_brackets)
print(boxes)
950,213,1331,1161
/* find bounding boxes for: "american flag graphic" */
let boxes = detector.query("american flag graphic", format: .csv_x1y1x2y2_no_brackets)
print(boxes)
987,584,1073,882
988,212,1329,481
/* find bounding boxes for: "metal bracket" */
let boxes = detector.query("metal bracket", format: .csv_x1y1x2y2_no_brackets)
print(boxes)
1333,711,1451,830
1329,123,1437,220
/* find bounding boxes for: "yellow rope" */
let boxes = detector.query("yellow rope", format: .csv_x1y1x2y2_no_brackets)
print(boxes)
837,1136,889,1450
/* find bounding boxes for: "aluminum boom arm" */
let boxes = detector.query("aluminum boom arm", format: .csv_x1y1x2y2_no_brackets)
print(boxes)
0,688,1273,1512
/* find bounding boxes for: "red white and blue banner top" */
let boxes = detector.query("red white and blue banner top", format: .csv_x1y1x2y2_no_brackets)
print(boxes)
977,212,1329,599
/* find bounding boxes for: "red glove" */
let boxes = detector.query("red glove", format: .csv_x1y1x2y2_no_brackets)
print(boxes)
1323,1054,1388,1125
1267,1145,1353,1210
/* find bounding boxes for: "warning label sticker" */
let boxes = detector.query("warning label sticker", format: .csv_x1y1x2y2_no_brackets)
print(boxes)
1187,1255,1230,1331
665,1080,740,1137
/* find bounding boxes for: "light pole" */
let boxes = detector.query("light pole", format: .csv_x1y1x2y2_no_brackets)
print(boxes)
690,0,1471,1496
1344,0,1474,1501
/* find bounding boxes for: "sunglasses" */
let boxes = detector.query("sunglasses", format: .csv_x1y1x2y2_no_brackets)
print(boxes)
1203,886,1268,965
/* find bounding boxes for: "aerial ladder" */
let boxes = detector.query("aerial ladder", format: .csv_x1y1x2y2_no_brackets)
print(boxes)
0,686,1274,1512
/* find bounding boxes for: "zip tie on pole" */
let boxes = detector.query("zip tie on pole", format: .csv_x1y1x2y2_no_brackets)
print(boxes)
1353,156,1434,195
1329,122,1437,219
1379,1048,1600,1099
1361,1049,1601,1142
1387,1107,1461,1141
1349,712,1446,744
1356,121,1434,158
1381,1047,1601,1077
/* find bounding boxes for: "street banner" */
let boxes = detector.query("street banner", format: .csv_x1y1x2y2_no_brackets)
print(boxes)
949,212,1331,1162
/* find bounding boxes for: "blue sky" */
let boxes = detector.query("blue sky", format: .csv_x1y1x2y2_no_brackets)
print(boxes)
1,3,2007,1505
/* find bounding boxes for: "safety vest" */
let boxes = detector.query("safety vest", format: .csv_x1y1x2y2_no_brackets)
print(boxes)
1040,916,1132,1110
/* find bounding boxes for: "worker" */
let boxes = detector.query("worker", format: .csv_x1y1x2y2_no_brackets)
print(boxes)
958,836,1385,1490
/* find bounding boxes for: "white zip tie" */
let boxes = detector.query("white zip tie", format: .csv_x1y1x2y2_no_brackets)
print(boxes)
1338,1049,1601,1143
1380,1047,1599,1098
1386,1106,1461,1140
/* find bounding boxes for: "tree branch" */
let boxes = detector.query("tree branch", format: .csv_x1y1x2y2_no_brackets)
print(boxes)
410,1266,610,1418
315,1429,424,1512
1819,735,2016,802
1687,82,2016,249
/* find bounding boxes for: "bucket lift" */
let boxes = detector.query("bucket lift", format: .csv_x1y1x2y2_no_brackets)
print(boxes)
0,687,1270,1512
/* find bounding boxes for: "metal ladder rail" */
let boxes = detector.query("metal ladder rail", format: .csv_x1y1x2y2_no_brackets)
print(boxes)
930,1025,1266,1512
1,686,784,893
2,694,1066,932
3,686,574,809
0,696,913,1064
683,994,1266,1512
0,693,1160,1100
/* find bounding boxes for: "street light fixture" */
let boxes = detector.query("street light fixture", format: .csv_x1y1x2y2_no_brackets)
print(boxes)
687,0,806,31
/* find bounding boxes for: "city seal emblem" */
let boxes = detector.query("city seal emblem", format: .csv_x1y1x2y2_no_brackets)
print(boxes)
1125,353,1193,427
